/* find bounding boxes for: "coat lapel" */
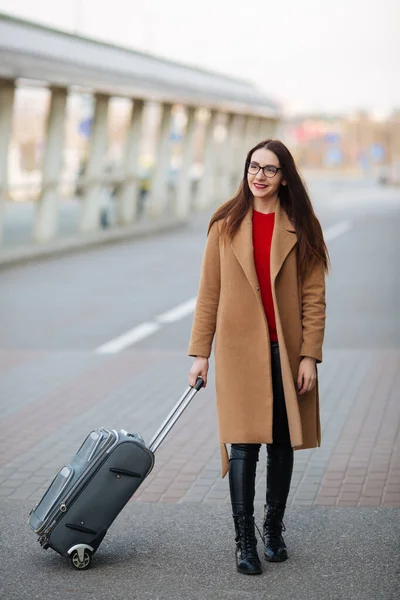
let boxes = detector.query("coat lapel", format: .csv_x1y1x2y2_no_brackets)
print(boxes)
230,205,259,294
230,201,298,292
270,201,298,283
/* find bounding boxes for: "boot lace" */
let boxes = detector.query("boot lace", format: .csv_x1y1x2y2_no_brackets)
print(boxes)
264,507,286,546
236,516,258,558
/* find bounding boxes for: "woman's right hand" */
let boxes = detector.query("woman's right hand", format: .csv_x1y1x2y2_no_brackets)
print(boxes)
189,356,209,388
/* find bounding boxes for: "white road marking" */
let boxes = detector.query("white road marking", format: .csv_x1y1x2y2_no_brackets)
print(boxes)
96,322,161,354
96,220,352,353
156,297,197,324
324,220,352,241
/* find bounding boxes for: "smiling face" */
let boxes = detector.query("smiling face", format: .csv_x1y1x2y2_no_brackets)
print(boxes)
247,147,286,201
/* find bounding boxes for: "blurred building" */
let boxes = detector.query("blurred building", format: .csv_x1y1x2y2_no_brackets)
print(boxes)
281,110,400,183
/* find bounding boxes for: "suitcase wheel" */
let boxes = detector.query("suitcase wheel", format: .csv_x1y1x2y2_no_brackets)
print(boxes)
70,548,92,570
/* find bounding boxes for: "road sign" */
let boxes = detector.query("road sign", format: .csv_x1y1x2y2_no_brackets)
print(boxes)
325,132,341,143
370,143,385,161
79,117,93,138
324,147,343,166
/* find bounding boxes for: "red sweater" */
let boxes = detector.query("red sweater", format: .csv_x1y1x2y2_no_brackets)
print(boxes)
252,210,278,342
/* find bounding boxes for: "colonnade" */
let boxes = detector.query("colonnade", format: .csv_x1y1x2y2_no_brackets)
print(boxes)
0,78,277,246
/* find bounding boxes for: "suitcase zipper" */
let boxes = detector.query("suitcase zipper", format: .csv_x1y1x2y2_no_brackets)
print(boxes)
34,430,118,535
57,430,119,514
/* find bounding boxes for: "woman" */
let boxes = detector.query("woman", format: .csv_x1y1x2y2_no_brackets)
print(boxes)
188,139,328,575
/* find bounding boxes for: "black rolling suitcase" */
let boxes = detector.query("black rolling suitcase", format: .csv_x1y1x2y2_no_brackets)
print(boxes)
28,377,204,570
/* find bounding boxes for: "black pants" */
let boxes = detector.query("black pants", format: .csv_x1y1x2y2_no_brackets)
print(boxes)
229,342,294,517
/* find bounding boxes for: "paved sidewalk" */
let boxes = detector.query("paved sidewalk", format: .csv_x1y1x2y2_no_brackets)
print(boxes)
0,349,398,509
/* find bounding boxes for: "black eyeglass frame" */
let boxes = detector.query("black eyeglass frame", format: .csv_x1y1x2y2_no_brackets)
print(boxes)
247,162,282,178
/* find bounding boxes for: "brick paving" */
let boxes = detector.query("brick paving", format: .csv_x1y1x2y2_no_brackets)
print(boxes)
316,350,400,507
0,346,399,508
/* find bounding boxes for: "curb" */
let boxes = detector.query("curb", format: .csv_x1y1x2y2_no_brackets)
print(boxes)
0,217,188,270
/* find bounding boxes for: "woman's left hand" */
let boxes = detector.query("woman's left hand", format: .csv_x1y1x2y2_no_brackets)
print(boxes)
297,357,317,395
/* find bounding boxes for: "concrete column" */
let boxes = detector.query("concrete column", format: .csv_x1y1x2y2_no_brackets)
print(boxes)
239,116,261,187
33,87,67,242
147,102,173,218
175,106,197,220
244,115,254,151
232,114,247,190
252,117,263,146
0,79,15,246
260,118,276,140
221,113,237,200
270,118,279,139
79,93,110,232
260,118,270,141
116,98,145,225
213,113,235,204
244,116,261,151
195,109,218,211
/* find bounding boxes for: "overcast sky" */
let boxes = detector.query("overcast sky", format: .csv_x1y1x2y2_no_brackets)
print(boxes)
0,0,399,115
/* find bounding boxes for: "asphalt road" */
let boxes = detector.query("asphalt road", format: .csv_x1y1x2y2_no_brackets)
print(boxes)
1,502,399,600
1,179,399,351
0,178,399,600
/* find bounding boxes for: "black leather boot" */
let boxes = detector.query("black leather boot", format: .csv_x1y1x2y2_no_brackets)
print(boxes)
234,515,262,575
263,505,287,562
263,443,293,562
229,444,262,575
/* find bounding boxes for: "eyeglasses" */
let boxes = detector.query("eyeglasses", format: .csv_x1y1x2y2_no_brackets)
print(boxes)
247,162,282,178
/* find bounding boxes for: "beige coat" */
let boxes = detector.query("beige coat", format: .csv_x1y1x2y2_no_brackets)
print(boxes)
188,201,326,477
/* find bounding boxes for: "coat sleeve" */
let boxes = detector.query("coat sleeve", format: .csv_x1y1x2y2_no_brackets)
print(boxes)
299,259,326,364
188,221,221,358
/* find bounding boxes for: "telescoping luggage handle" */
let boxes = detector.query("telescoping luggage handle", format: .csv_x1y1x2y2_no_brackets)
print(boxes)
148,377,204,453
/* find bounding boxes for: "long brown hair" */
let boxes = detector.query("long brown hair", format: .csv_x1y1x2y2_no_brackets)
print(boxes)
209,139,330,277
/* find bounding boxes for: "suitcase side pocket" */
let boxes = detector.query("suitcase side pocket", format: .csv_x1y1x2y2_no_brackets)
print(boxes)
29,465,74,533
